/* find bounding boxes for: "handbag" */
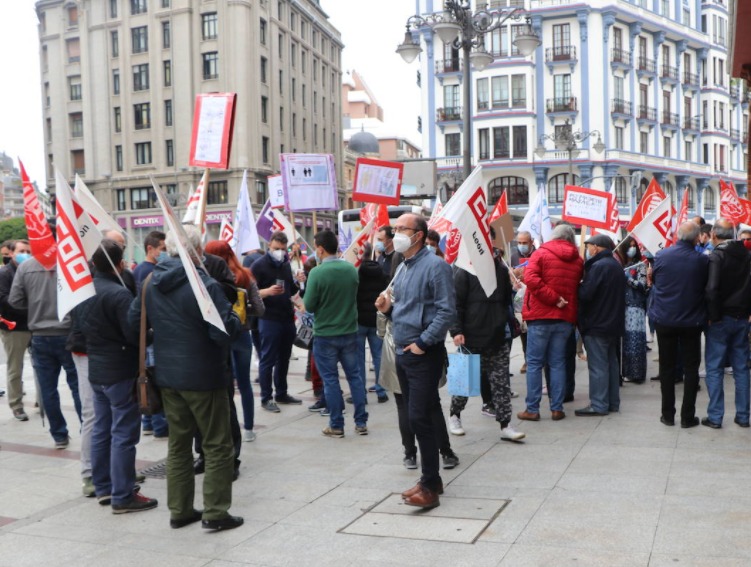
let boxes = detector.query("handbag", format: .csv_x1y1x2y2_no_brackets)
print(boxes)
294,312,315,350
136,275,162,415
446,346,481,397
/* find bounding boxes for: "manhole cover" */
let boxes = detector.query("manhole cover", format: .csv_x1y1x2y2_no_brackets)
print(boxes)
139,459,167,479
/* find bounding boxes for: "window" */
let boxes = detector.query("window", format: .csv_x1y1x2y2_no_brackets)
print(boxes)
682,7,690,26
163,60,172,86
130,187,155,210
303,118,306,140
278,0,284,20
511,74,526,107
68,5,78,27
477,78,489,110
165,100,172,126
280,70,284,96
260,56,267,83
685,141,693,161
492,76,509,108
552,23,570,57
661,0,669,16
489,26,508,57
42,46,48,71
261,96,268,123
165,140,174,166
202,52,218,79
162,0,170,7
69,76,82,100
615,126,624,149
113,69,120,94
301,51,307,74
262,137,270,163
70,113,83,138
489,176,528,205
279,107,284,130
510,24,525,56
44,82,50,106
131,26,148,53
260,19,267,45
114,107,122,132
207,181,228,204
46,118,52,140
291,42,297,67
292,113,297,136
131,0,147,15
135,142,152,165
111,31,119,57
134,102,151,129
278,33,284,60
614,76,624,101
705,186,716,211
548,173,578,203
110,0,118,18
72,150,85,175
663,136,671,158
614,177,628,204
553,73,571,102
512,126,527,157
445,133,461,156
493,127,510,158
116,187,126,209
202,12,218,40
133,63,149,90
291,77,296,101
479,129,490,160
67,38,80,63
162,20,170,48
640,131,648,154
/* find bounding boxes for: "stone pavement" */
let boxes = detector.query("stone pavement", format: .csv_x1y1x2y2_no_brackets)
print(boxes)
1,339,750,567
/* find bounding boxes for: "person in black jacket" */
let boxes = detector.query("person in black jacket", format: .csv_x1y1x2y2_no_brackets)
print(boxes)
702,219,751,429
575,234,626,417
76,240,158,514
449,242,525,441
356,246,389,403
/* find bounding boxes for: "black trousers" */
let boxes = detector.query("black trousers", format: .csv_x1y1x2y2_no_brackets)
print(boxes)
394,391,451,459
655,324,702,422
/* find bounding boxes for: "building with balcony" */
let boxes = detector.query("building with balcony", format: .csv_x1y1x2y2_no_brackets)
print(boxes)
0,153,28,219
36,0,343,259
415,0,748,221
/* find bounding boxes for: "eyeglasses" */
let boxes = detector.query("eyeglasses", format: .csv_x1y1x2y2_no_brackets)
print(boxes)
394,226,418,234
742,237,751,242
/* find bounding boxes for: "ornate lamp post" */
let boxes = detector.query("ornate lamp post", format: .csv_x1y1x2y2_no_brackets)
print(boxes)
535,119,605,177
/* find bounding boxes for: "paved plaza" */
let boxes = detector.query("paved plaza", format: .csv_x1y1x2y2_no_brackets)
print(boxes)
0,340,749,566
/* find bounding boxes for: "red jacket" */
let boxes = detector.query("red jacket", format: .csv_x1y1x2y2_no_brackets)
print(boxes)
522,239,583,324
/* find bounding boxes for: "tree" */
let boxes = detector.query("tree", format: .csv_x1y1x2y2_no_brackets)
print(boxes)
0,218,29,242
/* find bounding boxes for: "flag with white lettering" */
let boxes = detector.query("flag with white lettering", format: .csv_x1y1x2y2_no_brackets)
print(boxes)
74,175,123,235
631,198,672,254
65,176,103,259
720,179,746,225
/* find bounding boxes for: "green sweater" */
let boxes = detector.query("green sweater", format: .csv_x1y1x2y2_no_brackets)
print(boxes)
304,259,359,337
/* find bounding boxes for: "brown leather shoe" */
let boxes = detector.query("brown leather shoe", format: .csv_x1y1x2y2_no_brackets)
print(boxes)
551,410,566,421
517,410,540,421
403,486,440,509
401,481,444,499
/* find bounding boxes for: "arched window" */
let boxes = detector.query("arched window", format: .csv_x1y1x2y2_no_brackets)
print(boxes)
664,180,675,204
685,184,695,209
488,176,529,206
704,186,716,212
614,177,628,204
547,173,578,204
636,177,648,202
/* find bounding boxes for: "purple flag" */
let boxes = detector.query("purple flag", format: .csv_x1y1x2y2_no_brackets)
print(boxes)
255,199,275,242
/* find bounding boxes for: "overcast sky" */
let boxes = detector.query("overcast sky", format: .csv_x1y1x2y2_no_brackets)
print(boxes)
0,0,422,190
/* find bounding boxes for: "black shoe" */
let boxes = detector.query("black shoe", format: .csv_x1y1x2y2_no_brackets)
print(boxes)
170,509,203,529
233,468,240,481
563,395,574,403
574,406,609,417
650,376,661,381
403,455,418,469
194,456,205,475
734,417,750,428
308,400,326,412
441,449,459,469
275,395,302,405
377,394,389,403
701,417,721,429
681,417,700,428
202,515,244,531
660,416,675,426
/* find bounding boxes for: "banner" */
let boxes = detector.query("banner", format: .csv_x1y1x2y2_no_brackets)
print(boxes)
720,180,746,225
627,178,665,232
343,218,375,268
189,93,237,169
182,170,209,225
518,187,553,244
231,170,261,254
631,198,672,254
488,190,508,224
151,177,226,333
352,157,404,205
280,153,338,212
55,170,95,320
360,203,390,232
74,175,123,235
60,174,102,259
219,218,234,243
268,175,285,209
20,160,56,270
562,185,612,230
677,186,690,227
256,200,275,242
272,208,302,244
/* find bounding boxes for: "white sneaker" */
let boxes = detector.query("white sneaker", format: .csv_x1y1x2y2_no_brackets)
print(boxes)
725,367,734,375
449,415,465,436
510,391,519,399
501,425,525,441
243,430,257,442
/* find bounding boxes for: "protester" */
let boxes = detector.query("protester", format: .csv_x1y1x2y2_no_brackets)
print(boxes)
517,224,583,422
242,248,264,269
288,242,307,274
129,225,243,530
649,221,708,428
0,239,32,420
615,236,650,384
0,241,11,265
376,213,456,509
702,219,751,428
376,225,403,278
425,230,444,258
510,230,535,373
575,234,626,416
697,224,714,255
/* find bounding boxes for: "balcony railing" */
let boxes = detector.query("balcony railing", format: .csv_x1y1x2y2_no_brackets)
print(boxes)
661,111,679,127
611,98,632,115
716,122,728,132
611,48,631,65
545,45,576,62
731,127,740,139
682,71,699,86
683,117,700,130
637,57,656,73
478,100,489,110
637,105,657,121
436,59,461,73
660,64,678,80
546,97,577,113
436,106,462,121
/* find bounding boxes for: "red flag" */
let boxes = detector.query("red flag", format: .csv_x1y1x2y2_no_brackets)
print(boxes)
20,160,57,270
607,193,620,233
359,203,376,227
443,227,462,264
375,204,390,230
488,190,508,223
738,197,751,225
627,178,666,233
677,187,689,227
720,180,746,225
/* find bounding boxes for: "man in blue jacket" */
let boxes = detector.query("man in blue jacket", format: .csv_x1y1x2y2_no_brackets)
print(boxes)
648,222,709,428
575,234,626,417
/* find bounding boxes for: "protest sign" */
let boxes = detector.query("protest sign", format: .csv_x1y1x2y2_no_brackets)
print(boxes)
562,185,612,230
189,93,237,169
280,154,338,212
352,158,404,206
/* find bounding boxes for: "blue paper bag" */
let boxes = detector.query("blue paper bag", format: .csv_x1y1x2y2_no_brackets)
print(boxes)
447,347,481,397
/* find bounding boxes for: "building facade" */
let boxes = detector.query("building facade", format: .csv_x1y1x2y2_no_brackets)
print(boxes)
415,0,748,220
0,153,25,219
36,0,343,259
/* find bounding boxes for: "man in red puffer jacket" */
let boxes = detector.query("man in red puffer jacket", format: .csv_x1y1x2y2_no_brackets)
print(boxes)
518,224,583,422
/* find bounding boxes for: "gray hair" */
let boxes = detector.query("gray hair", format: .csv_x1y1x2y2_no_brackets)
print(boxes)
677,221,700,243
712,218,735,241
516,230,531,239
550,224,576,244
165,224,202,256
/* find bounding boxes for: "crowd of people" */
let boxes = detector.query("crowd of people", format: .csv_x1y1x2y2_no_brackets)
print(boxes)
2,211,750,520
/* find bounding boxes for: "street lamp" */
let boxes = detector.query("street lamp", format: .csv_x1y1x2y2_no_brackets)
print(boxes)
535,119,605,176
397,1,540,181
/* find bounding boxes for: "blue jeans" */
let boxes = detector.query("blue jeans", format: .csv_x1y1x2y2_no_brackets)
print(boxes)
257,318,296,403
313,333,368,430
31,335,81,442
705,317,751,424
232,330,254,430
583,335,620,413
525,321,573,413
141,412,168,436
91,379,140,505
357,325,385,397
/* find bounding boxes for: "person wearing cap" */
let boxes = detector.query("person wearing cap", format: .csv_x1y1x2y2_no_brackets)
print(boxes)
575,234,626,416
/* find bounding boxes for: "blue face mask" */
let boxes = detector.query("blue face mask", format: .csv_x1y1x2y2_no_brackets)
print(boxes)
14,253,31,264
517,244,529,256
375,241,385,253
426,245,436,254
158,251,170,262
627,247,637,259
585,249,592,261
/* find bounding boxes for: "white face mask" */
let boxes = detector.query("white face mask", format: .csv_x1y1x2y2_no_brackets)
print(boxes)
270,249,285,262
392,232,414,254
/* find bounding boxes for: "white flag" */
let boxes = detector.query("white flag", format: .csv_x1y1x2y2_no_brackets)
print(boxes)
219,218,234,243
231,170,261,255
58,175,103,259
630,197,672,254
74,175,122,236
151,177,227,334
343,218,374,267
437,166,497,297
518,188,553,245
55,169,96,320
182,170,209,225
272,208,302,244
268,174,286,209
